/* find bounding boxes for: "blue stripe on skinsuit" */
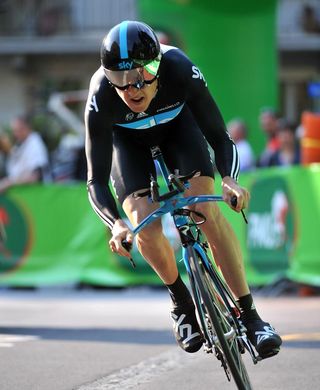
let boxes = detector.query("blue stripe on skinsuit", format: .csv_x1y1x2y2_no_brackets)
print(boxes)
116,104,185,129
119,21,128,59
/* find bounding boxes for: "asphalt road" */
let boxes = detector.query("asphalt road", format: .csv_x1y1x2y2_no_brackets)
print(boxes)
0,287,319,390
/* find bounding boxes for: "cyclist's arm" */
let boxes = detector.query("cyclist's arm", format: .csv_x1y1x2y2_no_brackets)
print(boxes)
187,85,249,210
84,78,121,230
85,116,133,253
187,93,250,209
171,51,239,181
175,52,248,209
188,89,239,181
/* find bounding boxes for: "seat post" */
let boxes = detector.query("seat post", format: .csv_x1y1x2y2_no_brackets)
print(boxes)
150,145,172,188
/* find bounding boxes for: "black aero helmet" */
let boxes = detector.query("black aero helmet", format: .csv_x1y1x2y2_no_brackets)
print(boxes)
101,20,160,70
101,21,161,89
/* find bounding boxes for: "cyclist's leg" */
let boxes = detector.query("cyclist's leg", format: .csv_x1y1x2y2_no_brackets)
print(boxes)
160,109,250,295
161,108,254,296
122,195,203,352
160,108,282,358
122,195,178,284
111,131,178,284
111,129,203,352
160,109,250,296
184,176,282,357
186,175,250,298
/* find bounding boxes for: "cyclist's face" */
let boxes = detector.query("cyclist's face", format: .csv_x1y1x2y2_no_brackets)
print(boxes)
114,79,158,113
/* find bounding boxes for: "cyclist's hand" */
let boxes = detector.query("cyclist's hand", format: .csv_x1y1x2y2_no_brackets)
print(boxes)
109,219,133,258
221,176,250,212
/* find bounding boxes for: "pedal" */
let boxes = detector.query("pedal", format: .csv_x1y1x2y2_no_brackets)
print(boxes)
203,342,213,354
237,338,246,354
258,348,280,360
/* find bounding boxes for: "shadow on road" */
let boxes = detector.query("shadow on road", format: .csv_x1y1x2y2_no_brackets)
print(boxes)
0,326,175,345
283,340,320,349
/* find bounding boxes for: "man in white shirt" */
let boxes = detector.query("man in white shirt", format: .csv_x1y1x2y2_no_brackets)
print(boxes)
0,115,49,192
227,119,255,172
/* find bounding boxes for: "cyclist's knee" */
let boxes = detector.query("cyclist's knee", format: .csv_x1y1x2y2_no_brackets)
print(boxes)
123,195,158,226
136,220,163,246
194,201,221,223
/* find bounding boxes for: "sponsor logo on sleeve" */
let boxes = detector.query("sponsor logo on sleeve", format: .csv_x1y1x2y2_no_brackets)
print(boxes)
88,95,99,112
192,66,207,86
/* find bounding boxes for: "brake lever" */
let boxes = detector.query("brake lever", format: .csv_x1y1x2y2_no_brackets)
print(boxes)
121,240,136,268
230,196,248,224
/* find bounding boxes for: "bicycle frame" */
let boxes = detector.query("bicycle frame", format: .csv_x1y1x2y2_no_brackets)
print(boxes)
132,147,245,328
131,146,229,285
131,147,223,236
130,146,233,289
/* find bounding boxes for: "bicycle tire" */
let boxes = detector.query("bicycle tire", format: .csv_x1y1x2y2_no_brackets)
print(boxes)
187,246,253,390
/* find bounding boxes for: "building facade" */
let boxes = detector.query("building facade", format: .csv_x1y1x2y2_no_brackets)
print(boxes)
0,0,319,128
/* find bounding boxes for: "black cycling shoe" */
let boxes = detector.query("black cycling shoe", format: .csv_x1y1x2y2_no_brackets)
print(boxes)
245,320,282,359
171,301,203,353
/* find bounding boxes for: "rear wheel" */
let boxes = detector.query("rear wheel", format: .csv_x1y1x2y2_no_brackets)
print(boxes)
187,246,253,390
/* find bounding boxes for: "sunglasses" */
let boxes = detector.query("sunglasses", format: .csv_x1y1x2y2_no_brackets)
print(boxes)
108,70,157,91
103,56,161,91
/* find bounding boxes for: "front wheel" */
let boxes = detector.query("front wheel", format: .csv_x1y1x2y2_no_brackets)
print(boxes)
187,246,253,390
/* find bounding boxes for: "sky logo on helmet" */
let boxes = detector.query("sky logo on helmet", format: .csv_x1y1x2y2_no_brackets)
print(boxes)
118,61,133,70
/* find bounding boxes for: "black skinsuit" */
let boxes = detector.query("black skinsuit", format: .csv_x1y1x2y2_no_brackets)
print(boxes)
85,45,239,229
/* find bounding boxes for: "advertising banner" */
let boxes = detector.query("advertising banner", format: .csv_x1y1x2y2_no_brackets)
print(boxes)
245,165,320,286
1,165,320,287
0,184,183,287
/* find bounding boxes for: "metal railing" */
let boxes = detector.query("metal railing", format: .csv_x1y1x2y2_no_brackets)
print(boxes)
277,0,320,50
0,0,137,36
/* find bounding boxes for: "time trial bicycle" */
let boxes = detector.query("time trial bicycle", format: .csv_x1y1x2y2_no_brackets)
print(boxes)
123,145,260,390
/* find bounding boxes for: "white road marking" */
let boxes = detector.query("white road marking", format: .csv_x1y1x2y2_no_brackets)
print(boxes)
0,334,39,348
282,332,320,341
76,348,204,390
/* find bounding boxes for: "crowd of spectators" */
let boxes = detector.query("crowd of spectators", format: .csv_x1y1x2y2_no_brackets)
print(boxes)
0,115,51,193
0,114,87,193
0,107,306,194
228,107,302,173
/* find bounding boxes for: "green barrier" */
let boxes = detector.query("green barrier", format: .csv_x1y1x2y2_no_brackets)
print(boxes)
0,183,183,287
240,164,320,286
0,164,320,287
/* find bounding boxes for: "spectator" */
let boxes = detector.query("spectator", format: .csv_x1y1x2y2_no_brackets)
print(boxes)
51,133,85,182
301,5,320,34
266,119,300,167
0,115,50,192
73,146,87,181
256,107,280,167
227,119,255,172
0,130,11,178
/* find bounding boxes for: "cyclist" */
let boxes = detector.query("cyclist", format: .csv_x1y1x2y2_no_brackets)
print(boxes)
85,20,282,358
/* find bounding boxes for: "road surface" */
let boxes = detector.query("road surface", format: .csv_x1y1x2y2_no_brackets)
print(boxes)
0,287,319,390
